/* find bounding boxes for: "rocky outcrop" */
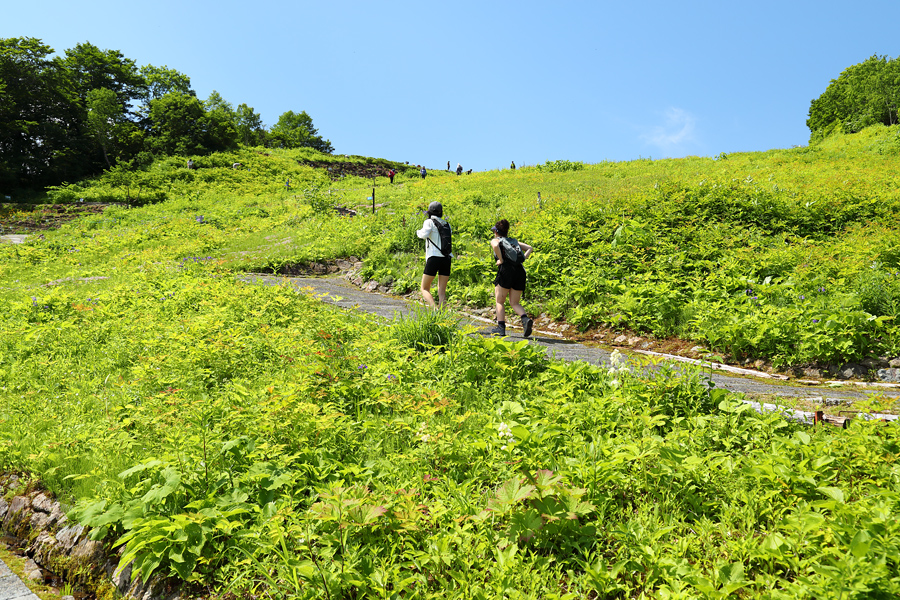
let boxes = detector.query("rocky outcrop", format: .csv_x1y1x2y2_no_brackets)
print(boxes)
0,473,181,600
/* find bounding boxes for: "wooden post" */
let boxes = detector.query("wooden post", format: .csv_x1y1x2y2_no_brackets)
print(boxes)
372,187,376,214
537,192,542,208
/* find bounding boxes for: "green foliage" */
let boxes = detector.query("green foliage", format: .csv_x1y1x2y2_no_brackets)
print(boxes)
808,54,900,143
0,36,332,191
536,159,585,172
7,129,900,597
389,306,462,351
269,110,334,154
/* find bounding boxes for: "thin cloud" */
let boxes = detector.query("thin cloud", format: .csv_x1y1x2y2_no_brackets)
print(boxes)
640,107,698,156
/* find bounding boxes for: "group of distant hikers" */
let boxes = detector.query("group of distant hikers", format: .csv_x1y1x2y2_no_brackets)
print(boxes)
416,201,534,338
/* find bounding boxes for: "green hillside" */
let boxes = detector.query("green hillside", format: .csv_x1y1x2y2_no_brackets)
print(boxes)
6,126,900,369
2,128,900,598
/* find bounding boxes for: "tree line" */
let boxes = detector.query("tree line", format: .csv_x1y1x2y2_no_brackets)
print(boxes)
0,37,333,193
807,54,900,143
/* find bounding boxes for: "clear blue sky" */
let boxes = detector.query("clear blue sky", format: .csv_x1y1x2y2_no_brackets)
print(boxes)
5,1,898,172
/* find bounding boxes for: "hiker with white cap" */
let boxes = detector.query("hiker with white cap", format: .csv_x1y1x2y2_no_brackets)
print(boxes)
416,201,453,308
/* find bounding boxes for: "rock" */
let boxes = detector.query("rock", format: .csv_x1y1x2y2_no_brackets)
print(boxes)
362,280,378,292
877,368,900,383
30,530,58,565
24,558,44,582
690,346,705,354
753,360,766,370
890,358,900,368
614,335,628,344
861,357,889,369
840,364,867,379
30,510,50,530
50,503,66,526
0,496,7,520
31,492,54,513
3,495,31,532
71,537,105,563
800,367,822,379
56,524,85,552
625,336,640,346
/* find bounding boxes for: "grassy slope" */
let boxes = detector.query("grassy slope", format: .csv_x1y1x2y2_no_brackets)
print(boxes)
2,131,900,598
13,127,900,368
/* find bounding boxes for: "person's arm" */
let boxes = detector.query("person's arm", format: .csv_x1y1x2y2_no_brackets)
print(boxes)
416,219,433,240
519,241,533,260
491,239,503,265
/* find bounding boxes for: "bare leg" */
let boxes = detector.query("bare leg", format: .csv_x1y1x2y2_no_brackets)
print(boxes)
421,273,436,308
508,289,527,317
495,285,510,322
437,274,450,308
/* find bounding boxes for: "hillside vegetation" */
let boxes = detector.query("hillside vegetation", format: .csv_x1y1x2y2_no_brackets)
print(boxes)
9,125,900,369
2,127,900,598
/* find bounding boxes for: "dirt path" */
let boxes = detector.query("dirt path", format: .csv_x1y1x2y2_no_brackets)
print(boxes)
243,274,900,418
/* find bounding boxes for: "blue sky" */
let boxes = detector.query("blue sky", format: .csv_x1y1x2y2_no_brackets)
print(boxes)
5,1,898,172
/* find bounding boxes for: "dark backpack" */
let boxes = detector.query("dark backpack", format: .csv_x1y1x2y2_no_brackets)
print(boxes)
429,217,453,257
499,237,524,264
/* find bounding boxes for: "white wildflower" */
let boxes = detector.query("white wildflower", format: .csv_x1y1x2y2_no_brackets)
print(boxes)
498,422,515,447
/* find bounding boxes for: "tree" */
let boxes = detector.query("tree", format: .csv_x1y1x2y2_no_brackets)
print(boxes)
235,103,266,146
63,42,146,116
0,37,83,190
140,64,193,102
268,110,333,153
146,92,237,155
86,87,142,168
808,55,900,143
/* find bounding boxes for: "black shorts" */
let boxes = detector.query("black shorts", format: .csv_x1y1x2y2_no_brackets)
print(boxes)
424,256,452,277
494,263,526,291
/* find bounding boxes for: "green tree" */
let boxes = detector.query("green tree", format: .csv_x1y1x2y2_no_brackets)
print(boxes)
63,42,146,116
269,110,333,153
0,37,83,190
146,92,237,155
808,55,900,143
235,103,266,146
140,64,193,101
86,87,143,168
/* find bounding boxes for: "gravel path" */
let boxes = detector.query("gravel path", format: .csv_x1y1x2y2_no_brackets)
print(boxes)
244,274,900,409
0,558,39,600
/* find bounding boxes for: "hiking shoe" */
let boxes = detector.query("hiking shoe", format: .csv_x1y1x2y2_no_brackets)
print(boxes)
521,315,533,338
490,325,507,336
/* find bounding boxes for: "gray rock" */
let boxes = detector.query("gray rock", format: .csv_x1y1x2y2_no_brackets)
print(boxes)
56,524,85,552
0,496,7,520
23,558,44,582
71,538,105,563
614,335,628,344
890,358,900,368
30,510,50,530
30,530,58,565
877,368,900,383
3,495,31,531
861,357,889,369
840,364,867,379
31,492,55,514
